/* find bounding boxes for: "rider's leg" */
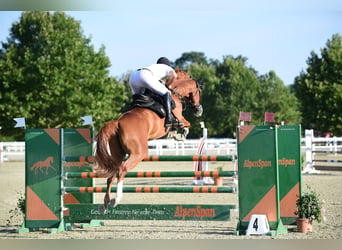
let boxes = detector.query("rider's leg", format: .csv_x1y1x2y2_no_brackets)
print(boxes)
132,70,179,127
162,91,179,127
129,70,144,94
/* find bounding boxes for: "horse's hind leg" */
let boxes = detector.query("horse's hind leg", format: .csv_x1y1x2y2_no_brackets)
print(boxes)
99,129,125,213
111,153,146,207
98,174,116,214
104,174,116,209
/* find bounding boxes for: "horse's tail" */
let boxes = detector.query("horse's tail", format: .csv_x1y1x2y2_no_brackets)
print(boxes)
95,120,123,177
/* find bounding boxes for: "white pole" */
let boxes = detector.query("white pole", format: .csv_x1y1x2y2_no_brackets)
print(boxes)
303,129,320,174
333,136,338,155
201,122,213,185
0,142,3,163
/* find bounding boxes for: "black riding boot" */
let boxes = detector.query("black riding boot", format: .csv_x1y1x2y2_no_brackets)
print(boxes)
162,92,178,127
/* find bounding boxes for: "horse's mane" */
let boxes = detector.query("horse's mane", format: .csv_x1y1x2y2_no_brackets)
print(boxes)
168,68,195,90
175,68,191,80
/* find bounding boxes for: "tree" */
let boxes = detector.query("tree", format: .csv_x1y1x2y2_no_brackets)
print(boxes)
294,34,342,135
258,71,301,124
186,55,261,137
174,51,208,71
187,55,301,138
217,56,261,136
0,12,128,140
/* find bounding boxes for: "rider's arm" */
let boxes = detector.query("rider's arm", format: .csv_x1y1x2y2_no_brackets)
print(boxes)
166,70,177,86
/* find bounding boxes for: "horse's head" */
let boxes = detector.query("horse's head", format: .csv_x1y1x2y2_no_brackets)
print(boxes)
169,69,203,117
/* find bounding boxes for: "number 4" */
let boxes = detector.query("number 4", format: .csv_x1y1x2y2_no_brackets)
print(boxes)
253,218,258,231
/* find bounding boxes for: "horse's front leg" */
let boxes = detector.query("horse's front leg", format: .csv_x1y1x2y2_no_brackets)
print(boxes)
174,127,189,142
168,127,189,142
173,116,190,142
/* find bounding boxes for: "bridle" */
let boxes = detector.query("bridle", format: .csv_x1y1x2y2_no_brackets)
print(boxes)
169,79,203,116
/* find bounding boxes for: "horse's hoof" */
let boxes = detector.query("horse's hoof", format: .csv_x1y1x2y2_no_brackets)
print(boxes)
98,204,107,215
175,133,186,142
110,198,117,208
167,131,177,139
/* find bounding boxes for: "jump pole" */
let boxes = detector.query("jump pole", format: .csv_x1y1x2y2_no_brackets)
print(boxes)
64,155,233,162
65,170,235,179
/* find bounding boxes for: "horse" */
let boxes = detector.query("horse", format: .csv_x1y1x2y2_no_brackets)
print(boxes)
30,156,55,174
95,69,203,212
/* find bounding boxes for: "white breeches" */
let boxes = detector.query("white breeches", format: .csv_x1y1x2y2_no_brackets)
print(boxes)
129,69,170,96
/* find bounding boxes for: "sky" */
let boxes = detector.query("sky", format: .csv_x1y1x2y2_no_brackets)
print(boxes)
0,0,341,85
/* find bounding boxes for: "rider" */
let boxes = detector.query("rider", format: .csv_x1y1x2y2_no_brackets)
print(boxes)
129,57,179,127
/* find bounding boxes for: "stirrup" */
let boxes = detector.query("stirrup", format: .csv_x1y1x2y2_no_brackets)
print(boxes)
165,119,183,127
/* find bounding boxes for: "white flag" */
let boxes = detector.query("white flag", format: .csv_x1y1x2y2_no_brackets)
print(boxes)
14,117,26,128
81,115,93,126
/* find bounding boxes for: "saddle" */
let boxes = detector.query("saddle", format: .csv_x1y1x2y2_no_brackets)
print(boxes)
130,90,175,119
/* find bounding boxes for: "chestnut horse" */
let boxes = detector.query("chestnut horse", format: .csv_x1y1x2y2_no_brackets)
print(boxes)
95,69,202,212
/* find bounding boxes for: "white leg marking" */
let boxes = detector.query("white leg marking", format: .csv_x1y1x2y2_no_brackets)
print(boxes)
116,181,123,204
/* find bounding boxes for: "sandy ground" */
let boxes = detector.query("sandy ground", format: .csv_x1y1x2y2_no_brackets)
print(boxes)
0,159,341,239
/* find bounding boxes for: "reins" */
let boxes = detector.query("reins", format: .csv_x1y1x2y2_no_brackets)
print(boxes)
169,80,201,112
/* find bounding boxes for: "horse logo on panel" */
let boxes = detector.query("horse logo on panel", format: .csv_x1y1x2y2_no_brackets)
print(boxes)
30,156,56,174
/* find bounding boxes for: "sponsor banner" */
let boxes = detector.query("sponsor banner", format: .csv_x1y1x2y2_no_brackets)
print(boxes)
65,204,236,221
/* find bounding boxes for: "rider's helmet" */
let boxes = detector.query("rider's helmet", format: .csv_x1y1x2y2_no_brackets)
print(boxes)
156,57,171,67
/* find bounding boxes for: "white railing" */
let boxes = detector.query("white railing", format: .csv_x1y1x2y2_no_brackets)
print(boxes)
1,131,341,169
0,141,25,162
302,129,342,173
148,138,237,156
0,138,236,163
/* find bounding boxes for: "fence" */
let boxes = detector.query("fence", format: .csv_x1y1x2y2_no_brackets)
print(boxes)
1,138,236,163
303,129,342,172
0,141,25,162
147,138,237,155
2,132,342,172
